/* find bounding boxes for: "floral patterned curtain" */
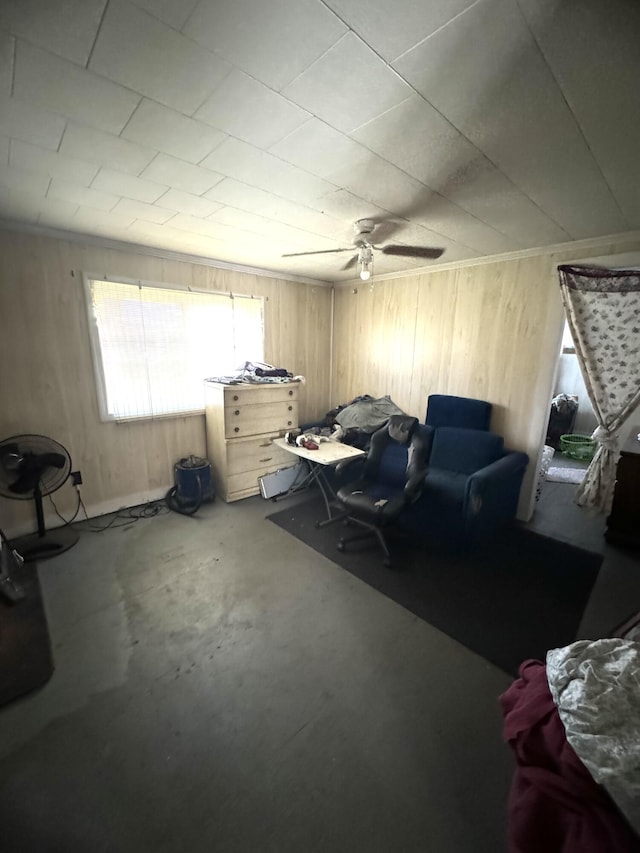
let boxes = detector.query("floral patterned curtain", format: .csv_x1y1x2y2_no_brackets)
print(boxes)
557,265,640,514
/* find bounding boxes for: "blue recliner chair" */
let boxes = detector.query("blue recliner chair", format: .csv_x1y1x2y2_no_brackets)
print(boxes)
425,394,492,431
400,423,529,546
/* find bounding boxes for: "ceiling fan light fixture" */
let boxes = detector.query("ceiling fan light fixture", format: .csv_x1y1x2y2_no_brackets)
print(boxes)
358,246,373,281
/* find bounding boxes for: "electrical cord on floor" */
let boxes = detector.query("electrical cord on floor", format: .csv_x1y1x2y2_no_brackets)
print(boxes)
50,488,170,534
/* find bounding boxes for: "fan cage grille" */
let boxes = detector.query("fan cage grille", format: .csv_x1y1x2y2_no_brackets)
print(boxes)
0,434,73,499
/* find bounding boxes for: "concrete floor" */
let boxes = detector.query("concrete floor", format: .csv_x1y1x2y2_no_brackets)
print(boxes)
0,486,638,852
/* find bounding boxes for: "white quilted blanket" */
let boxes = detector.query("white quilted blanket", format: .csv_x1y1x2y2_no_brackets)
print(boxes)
546,638,640,835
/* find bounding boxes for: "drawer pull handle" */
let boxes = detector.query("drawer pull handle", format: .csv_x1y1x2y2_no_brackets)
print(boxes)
234,409,240,416
260,457,273,463
288,405,292,411
234,427,239,433
233,395,239,401
288,390,293,396
287,421,292,426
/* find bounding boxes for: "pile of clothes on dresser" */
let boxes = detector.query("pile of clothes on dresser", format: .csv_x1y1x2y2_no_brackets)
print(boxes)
313,394,407,449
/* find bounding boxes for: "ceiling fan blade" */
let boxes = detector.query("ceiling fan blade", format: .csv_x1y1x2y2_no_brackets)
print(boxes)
341,255,358,271
381,245,445,259
282,248,353,258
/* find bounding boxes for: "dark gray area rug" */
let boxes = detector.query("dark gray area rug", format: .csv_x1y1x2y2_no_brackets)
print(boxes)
268,497,602,676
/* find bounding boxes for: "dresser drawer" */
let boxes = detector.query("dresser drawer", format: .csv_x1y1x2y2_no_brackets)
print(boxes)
223,384,298,407
224,400,298,438
227,434,293,476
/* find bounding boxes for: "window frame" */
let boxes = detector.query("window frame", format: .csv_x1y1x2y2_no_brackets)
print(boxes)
82,273,265,423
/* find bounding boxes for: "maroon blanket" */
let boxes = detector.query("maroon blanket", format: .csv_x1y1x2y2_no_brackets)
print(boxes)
499,659,640,853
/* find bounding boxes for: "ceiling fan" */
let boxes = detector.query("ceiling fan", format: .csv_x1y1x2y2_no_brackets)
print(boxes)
282,219,444,280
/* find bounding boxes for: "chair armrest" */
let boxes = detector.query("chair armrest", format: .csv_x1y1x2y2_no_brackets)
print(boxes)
404,471,427,504
464,451,529,535
335,455,366,478
468,451,529,487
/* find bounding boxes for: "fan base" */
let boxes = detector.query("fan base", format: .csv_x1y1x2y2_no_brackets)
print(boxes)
12,528,79,563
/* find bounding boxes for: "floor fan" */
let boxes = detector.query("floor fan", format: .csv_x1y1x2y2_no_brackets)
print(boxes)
0,434,79,561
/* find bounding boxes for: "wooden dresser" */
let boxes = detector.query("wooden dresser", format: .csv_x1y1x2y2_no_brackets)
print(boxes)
605,427,640,548
204,380,299,502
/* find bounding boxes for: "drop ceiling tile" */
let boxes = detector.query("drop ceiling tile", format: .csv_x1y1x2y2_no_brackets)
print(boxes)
10,139,99,186
411,193,515,255
122,100,225,165
283,33,412,133
14,41,140,135
521,0,640,225
35,196,79,222
111,197,175,225
90,1,230,116
325,152,427,216
0,0,105,66
200,137,336,209
0,163,50,196
0,34,14,96
352,94,471,186
168,212,230,241
139,153,224,195
352,94,569,244
395,0,627,238
60,123,156,174
126,219,218,255
91,168,168,203
195,70,311,148
204,179,343,239
433,155,569,246
0,96,66,151
323,0,476,62
129,0,199,30
156,188,222,218
47,179,119,212
208,205,336,250
2,189,79,232
183,0,346,92
73,206,137,232
312,187,388,223
271,117,371,179
0,187,41,223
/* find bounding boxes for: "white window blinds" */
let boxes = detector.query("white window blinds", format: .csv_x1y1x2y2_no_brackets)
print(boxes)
86,278,264,421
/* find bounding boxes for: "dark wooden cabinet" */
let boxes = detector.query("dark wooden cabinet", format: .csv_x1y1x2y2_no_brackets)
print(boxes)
605,427,640,547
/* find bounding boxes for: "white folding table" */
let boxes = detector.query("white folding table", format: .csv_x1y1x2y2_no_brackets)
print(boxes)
271,437,366,526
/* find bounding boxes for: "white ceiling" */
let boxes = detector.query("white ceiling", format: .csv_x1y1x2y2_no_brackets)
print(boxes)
0,0,638,282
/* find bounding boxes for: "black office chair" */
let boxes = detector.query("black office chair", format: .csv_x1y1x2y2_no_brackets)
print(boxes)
335,415,430,567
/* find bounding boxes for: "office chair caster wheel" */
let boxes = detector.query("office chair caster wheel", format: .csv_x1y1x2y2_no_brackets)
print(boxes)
337,540,345,552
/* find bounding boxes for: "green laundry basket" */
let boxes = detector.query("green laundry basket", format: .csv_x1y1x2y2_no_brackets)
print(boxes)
559,433,596,461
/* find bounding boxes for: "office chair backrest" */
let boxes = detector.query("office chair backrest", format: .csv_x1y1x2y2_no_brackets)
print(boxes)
365,416,431,490
426,394,492,431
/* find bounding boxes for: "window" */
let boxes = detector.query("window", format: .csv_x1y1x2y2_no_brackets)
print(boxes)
561,319,575,354
85,277,264,421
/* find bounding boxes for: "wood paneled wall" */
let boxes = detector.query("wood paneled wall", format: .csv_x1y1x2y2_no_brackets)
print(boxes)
0,231,332,533
333,236,640,519
2,226,639,534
